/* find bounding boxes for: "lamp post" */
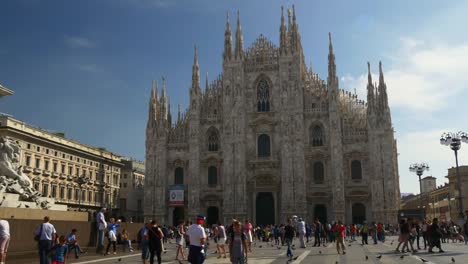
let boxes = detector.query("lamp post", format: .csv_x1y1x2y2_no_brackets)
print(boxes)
440,131,468,223
409,163,429,220
76,175,89,211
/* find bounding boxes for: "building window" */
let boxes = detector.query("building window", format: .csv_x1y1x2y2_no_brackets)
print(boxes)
310,125,324,146
34,182,39,191
88,191,92,202
51,185,57,198
46,149,49,155
76,168,80,177
54,151,58,157
257,134,271,157
208,129,219,151
313,161,325,184
27,143,31,149
351,160,362,180
69,166,73,175
82,190,86,201
74,189,79,201
62,153,66,158
44,160,49,171
35,158,40,169
67,188,72,200
208,166,217,185
60,187,65,199
61,164,65,173
26,156,31,166
174,167,184,185
53,162,57,172
257,78,270,112
42,184,48,197
37,146,40,152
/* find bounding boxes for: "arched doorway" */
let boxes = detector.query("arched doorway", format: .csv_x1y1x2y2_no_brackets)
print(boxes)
256,192,275,225
173,207,185,226
352,203,366,224
314,204,327,223
207,207,219,226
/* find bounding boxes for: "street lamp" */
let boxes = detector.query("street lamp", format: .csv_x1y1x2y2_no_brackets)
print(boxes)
409,163,429,219
440,131,468,223
76,175,90,211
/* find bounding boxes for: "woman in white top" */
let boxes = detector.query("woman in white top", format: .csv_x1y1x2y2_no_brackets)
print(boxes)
175,220,186,261
215,221,227,259
0,218,10,264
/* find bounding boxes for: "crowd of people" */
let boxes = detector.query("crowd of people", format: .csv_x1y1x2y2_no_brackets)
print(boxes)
1,208,468,264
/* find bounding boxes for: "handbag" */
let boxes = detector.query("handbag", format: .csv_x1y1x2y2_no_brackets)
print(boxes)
34,224,43,241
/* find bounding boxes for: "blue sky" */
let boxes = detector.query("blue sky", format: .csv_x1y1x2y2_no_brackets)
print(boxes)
1,0,468,194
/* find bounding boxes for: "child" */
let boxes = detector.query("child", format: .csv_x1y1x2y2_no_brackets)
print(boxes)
67,228,86,259
49,235,68,264
122,229,134,252
106,218,121,255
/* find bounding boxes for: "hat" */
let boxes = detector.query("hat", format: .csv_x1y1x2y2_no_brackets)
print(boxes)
196,215,205,222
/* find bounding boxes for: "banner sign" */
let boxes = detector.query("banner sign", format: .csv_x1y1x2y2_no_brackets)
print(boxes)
169,185,185,207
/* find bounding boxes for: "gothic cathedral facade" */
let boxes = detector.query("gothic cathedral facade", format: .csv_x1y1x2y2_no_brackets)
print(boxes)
145,7,400,226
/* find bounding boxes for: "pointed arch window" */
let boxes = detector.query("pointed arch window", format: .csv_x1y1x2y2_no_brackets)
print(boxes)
310,125,324,146
257,79,270,112
174,167,184,184
351,160,362,180
208,166,217,185
208,130,219,151
257,134,271,157
313,161,325,184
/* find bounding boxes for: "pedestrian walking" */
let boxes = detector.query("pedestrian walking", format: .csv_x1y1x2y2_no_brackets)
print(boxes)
313,218,321,247
360,221,369,245
215,221,227,259
0,218,10,264
244,219,253,253
427,218,445,253
332,221,346,255
96,208,107,254
229,220,248,264
297,218,306,248
146,220,164,264
35,216,57,264
175,220,187,261
284,218,295,261
137,222,150,264
187,215,207,264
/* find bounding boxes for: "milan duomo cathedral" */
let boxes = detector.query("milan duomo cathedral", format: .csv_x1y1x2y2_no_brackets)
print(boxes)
144,6,400,226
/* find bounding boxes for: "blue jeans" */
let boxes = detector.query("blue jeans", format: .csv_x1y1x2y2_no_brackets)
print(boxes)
141,240,149,260
232,257,245,264
97,229,104,251
286,238,293,258
38,240,52,264
69,243,82,257
188,245,205,264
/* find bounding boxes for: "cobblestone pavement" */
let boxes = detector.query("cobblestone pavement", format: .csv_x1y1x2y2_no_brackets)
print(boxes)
10,236,468,264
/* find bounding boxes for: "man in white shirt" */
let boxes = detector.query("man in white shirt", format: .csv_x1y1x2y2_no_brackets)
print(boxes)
297,218,306,248
0,218,10,264
35,216,57,264
187,215,207,264
96,207,107,253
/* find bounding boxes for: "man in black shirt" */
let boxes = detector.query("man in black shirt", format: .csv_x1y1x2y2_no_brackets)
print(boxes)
284,218,296,261
145,220,164,264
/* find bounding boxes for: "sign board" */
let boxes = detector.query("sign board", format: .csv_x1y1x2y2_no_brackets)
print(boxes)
169,185,185,207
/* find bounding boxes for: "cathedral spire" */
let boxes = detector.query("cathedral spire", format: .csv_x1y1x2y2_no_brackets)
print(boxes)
223,11,232,62
366,62,375,116
192,45,201,93
160,77,167,121
378,61,390,113
167,95,172,125
279,6,287,55
205,72,209,91
234,10,244,60
147,81,157,128
327,32,338,87
177,103,181,123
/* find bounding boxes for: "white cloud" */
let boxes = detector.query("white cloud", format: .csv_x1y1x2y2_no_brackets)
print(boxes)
396,129,462,194
65,36,95,48
341,38,468,113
